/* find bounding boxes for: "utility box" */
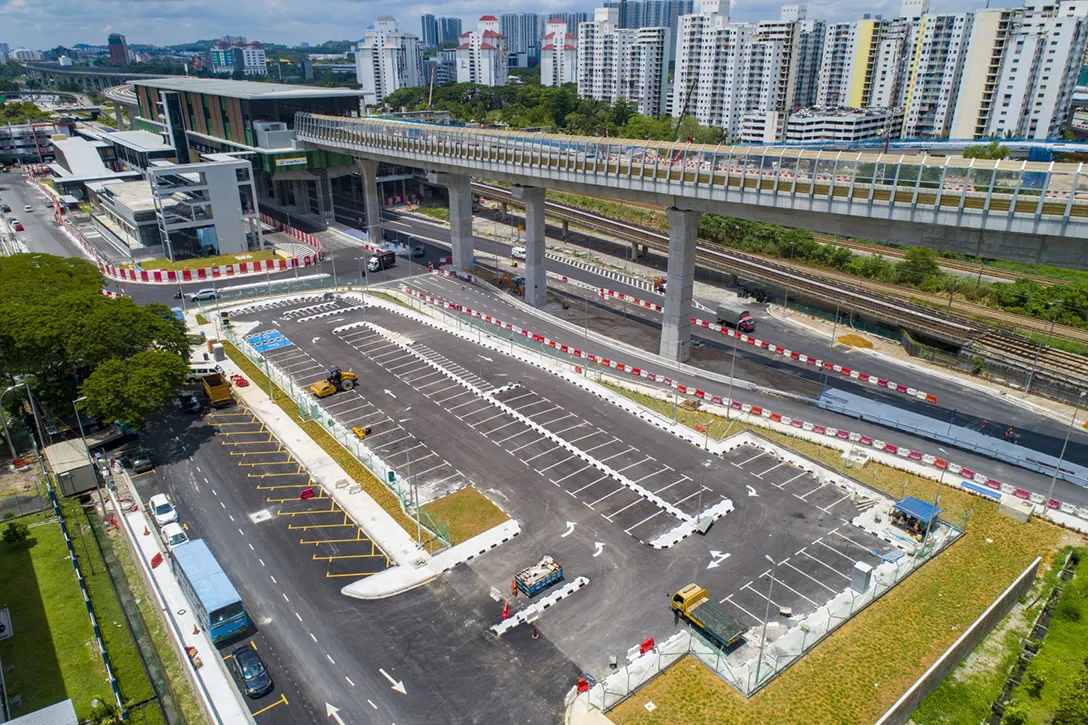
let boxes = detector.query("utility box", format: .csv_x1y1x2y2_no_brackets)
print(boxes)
44,440,98,497
211,342,225,362
850,561,873,594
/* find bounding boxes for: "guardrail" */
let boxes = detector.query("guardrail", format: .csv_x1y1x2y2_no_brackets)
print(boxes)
296,113,1088,239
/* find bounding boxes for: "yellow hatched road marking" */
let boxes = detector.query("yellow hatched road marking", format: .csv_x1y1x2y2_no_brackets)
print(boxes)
326,570,379,578
312,552,386,561
255,482,313,490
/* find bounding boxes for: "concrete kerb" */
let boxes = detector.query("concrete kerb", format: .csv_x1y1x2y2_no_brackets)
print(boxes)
489,576,591,636
212,343,425,571
109,481,256,725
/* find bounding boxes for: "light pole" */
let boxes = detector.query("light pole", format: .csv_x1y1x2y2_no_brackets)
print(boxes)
725,326,741,420
915,447,948,565
782,241,796,316
755,553,779,687
1043,391,1084,521
0,384,20,462
696,459,712,519
1026,300,1062,393
821,298,844,393
670,353,682,422
398,409,421,546
73,396,107,516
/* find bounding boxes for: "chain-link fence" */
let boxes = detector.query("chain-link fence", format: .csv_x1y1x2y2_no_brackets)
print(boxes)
223,322,451,547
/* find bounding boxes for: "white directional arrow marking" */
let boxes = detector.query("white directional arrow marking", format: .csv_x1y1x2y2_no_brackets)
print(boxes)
707,551,731,569
561,521,576,538
312,337,320,344
479,355,493,362
746,485,759,497
272,320,280,327
326,703,346,725
593,542,605,558
384,389,397,399
379,668,407,695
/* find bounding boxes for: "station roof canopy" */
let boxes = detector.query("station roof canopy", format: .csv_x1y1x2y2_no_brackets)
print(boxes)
131,77,366,101
894,496,941,525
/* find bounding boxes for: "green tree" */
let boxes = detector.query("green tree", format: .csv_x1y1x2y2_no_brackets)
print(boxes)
896,247,941,285
964,140,1010,160
80,350,190,427
1053,671,1088,725
0,254,190,428
2,521,29,546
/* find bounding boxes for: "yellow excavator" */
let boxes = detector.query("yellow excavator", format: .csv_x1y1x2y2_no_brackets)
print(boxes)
309,366,358,398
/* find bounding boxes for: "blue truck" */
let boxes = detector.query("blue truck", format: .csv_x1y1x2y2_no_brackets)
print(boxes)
515,556,564,598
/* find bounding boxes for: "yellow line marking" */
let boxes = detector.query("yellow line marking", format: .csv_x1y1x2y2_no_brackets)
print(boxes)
238,460,297,467
288,513,349,530
222,653,234,661
256,482,314,490
230,449,288,457
299,532,368,544
251,694,288,717
221,439,274,446
208,421,260,427
131,469,156,477
326,571,378,578
248,472,306,478
312,553,385,561
266,495,329,503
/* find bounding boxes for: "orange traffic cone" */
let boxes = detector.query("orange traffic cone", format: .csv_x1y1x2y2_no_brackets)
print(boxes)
502,600,511,621
532,627,539,640
511,578,518,597
143,526,150,536
193,624,199,635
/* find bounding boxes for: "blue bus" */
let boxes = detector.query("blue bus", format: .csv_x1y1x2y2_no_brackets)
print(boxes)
170,539,249,643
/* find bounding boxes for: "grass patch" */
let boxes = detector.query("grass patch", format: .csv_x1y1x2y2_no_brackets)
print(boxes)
0,508,111,719
195,313,209,326
108,516,207,725
1004,549,1088,723
368,291,419,314
1025,330,1088,358
133,251,278,272
222,341,446,553
606,384,1062,725
837,333,873,349
65,499,164,724
422,486,508,546
985,259,1088,285
415,205,449,222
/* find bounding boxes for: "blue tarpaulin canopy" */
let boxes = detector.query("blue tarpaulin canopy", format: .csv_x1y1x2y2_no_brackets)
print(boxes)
894,496,941,525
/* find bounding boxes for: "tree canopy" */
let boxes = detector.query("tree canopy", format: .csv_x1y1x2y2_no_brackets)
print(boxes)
0,254,190,429
0,101,49,125
964,140,1010,160
381,82,726,142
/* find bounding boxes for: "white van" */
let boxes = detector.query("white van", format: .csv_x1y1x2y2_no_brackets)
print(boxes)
188,288,219,302
511,246,527,261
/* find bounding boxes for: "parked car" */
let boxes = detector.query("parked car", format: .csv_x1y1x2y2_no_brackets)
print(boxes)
160,522,188,549
13,222,23,232
22,204,32,212
178,392,202,414
411,245,426,258
148,493,178,526
0,204,10,213
188,288,219,302
232,645,274,698
123,448,154,474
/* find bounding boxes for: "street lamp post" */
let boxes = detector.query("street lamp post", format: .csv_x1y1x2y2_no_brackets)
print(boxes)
725,326,741,420
1043,391,1085,521
782,241,796,316
0,384,20,462
754,553,779,687
1026,300,1062,393
821,298,844,393
398,410,421,546
915,447,948,564
696,459,712,519
72,396,107,517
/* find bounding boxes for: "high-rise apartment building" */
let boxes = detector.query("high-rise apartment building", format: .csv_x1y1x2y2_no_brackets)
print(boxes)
815,17,885,109
949,8,1016,138
456,16,509,86
108,33,128,64
355,16,424,106
541,19,578,86
545,12,591,35
421,14,439,49
604,0,694,46
578,7,671,117
900,13,973,137
0,44,10,63
436,49,457,85
502,12,542,66
439,17,464,44
207,39,267,76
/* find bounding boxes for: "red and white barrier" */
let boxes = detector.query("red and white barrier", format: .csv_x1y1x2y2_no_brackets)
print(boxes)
62,215,321,286
100,289,127,299
594,286,937,404
402,280,1088,522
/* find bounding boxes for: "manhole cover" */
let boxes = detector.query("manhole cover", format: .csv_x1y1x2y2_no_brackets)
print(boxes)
249,510,273,524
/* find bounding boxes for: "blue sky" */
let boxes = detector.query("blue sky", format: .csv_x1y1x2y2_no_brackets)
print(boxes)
4,0,995,50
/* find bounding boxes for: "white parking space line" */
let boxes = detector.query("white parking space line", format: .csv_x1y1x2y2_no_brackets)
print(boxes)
414,461,450,478
387,360,424,372
363,428,405,441
386,443,429,459
374,435,413,451
570,475,609,494
583,439,622,454
598,447,636,463
432,389,469,403
741,581,784,610
832,529,875,553
567,430,605,445
404,371,443,385
552,422,588,437
535,413,576,428
448,398,485,412
417,379,453,391
481,419,521,435
777,471,811,489
429,472,463,487
633,466,672,483
553,464,592,484
798,548,851,580
508,436,547,454
722,595,762,622
521,444,561,464
820,494,854,514
672,488,707,506
782,561,838,594
816,539,858,564
755,461,785,478
470,411,508,428
614,455,654,473
624,510,663,533
734,451,768,468
653,476,689,494
500,392,536,405
798,482,829,499
765,572,819,607
536,454,575,473
525,405,561,420
496,428,534,445
586,487,624,508
603,498,644,521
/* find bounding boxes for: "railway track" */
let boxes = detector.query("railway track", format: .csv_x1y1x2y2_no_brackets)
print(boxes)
973,332,1088,383
473,183,1088,347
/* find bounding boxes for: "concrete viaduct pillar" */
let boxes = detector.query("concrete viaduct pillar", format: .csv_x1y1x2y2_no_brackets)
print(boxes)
512,185,547,307
114,105,124,129
659,207,701,362
427,171,474,273
354,158,384,244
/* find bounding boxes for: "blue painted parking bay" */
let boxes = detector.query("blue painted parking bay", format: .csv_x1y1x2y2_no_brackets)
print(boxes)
248,331,294,354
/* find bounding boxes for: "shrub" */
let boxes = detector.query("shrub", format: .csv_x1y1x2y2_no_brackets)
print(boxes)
2,520,29,546
1025,669,1046,698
